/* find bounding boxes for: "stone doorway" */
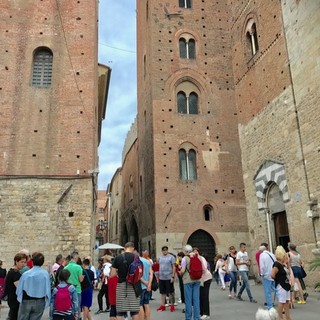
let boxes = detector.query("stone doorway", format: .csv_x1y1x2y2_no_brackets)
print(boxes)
187,229,216,271
267,183,290,250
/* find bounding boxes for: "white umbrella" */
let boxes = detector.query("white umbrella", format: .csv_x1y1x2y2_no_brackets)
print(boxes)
98,243,124,250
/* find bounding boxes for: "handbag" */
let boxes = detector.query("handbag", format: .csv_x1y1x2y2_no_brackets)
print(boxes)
301,266,307,278
151,276,158,291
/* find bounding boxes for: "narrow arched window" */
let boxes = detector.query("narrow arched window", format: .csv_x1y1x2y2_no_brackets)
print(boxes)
204,206,213,221
179,37,196,59
179,148,197,180
177,91,198,114
32,48,53,87
179,38,187,58
178,91,187,113
245,19,259,58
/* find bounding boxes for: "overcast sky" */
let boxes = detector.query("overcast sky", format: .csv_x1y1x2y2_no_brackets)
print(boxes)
97,1,137,189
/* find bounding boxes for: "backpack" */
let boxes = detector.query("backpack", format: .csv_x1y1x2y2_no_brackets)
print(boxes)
50,272,56,291
187,253,203,280
0,277,6,300
55,284,71,312
124,254,144,285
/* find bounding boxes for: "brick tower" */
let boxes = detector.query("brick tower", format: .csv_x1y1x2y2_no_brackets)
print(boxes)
135,0,247,259
0,0,107,263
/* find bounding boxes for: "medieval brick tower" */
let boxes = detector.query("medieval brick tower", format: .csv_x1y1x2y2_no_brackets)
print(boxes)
135,0,248,259
0,0,107,263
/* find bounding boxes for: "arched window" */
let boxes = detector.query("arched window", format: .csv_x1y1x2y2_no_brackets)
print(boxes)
245,19,259,58
32,48,53,87
203,205,213,221
179,0,192,9
179,37,196,59
179,148,197,180
177,91,198,114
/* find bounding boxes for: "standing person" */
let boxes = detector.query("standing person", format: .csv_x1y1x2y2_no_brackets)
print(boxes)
259,243,276,310
95,255,112,314
81,259,94,320
107,270,118,320
179,245,203,320
64,252,84,318
255,245,265,281
271,246,292,320
138,254,153,320
5,253,27,320
176,252,185,311
85,257,97,289
288,243,306,304
0,259,7,309
236,242,257,303
193,248,212,320
156,246,176,312
225,246,238,299
16,252,51,320
110,242,140,320
50,269,79,320
52,255,63,273
214,254,226,290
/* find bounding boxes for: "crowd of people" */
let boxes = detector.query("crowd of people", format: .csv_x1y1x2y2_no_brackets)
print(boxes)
0,241,309,320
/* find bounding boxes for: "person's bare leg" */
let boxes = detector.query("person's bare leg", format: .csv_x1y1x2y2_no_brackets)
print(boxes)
144,304,150,320
139,306,145,320
284,301,292,320
277,302,284,320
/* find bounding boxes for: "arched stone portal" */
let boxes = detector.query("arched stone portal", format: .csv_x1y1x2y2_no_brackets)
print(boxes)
187,229,216,270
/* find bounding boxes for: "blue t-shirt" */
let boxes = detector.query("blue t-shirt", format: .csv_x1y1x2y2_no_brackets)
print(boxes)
140,257,151,290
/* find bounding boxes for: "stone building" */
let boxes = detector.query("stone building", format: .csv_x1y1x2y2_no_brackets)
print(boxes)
110,0,320,274
0,0,110,264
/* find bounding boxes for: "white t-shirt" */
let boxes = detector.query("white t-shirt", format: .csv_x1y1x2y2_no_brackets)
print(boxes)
236,251,249,272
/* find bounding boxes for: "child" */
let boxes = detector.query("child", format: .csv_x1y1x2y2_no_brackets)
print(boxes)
50,269,79,320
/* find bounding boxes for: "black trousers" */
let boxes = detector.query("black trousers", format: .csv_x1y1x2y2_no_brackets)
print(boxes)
200,279,212,316
178,275,185,303
97,283,109,310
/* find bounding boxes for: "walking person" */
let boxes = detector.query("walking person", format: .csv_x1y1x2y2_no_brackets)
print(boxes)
214,254,226,290
5,253,28,320
176,252,185,312
193,248,212,320
107,270,118,320
179,245,203,320
156,246,176,312
225,246,238,299
50,269,79,320
64,252,84,318
81,259,94,320
259,243,276,310
95,255,112,314
271,246,292,320
110,242,140,320
288,243,306,304
16,252,51,320
236,242,257,303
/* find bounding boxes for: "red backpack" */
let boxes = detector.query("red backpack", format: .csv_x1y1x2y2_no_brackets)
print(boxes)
55,284,71,312
125,254,144,285
187,253,203,280
0,278,6,300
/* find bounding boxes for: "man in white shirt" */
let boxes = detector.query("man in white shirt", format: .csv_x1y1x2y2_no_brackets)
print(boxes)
259,243,276,309
236,243,257,303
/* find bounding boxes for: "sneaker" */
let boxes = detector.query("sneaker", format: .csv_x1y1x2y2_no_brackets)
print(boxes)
104,308,110,312
303,292,309,301
237,295,243,301
157,305,166,312
178,298,182,303
95,310,103,315
201,315,210,319
182,309,185,313
250,299,257,303
174,302,177,306
297,300,306,304
228,294,232,299
165,303,169,307
170,305,175,312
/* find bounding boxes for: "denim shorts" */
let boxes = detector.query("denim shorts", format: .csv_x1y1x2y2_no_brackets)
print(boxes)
139,289,151,306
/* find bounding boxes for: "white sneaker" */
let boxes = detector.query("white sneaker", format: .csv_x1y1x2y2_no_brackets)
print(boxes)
165,303,169,307
201,316,210,319
178,298,182,303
